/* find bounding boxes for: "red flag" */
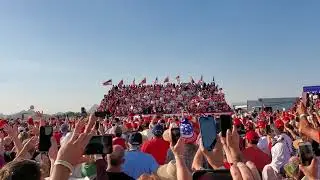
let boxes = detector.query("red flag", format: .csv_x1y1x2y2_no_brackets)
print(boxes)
164,76,169,83
139,77,146,85
102,79,112,86
154,77,158,84
118,80,124,87
176,75,180,84
190,77,195,84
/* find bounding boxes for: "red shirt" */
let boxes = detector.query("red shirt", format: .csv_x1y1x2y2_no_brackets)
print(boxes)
242,146,271,171
112,137,126,149
141,137,170,165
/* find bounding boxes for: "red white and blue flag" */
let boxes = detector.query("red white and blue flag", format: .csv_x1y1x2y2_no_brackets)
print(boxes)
118,79,124,87
139,77,147,85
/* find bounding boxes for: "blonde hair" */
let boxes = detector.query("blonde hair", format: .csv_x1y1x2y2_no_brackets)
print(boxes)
138,173,161,180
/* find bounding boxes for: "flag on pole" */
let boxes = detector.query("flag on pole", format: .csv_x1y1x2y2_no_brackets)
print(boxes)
132,78,136,86
139,77,147,85
118,79,124,87
198,75,203,84
176,75,180,84
190,77,195,84
164,76,169,83
154,77,158,84
102,79,112,86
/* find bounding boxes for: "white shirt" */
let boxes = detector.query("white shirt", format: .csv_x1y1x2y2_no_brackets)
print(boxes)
269,135,291,173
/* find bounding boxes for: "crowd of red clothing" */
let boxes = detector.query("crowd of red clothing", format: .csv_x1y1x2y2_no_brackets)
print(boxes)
98,82,231,116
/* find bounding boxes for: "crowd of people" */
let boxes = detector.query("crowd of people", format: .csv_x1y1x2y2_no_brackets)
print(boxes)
98,82,231,116
0,88,320,180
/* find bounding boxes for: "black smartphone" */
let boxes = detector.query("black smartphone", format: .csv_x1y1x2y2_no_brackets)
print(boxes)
171,128,180,146
220,115,232,137
193,170,232,180
199,116,217,151
84,135,113,155
95,111,108,118
299,142,314,166
39,126,53,152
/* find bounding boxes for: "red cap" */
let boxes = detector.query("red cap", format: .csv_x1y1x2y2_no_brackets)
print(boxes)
233,118,241,126
257,121,267,129
125,123,132,130
275,119,284,129
245,131,259,142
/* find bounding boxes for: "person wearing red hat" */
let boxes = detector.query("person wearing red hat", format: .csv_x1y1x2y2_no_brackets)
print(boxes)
256,120,271,155
274,119,294,157
242,131,271,171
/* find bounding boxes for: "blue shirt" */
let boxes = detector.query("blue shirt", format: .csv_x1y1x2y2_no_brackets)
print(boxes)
122,151,159,179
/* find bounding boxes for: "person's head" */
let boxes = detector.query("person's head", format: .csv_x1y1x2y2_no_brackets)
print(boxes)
257,121,267,135
0,160,42,180
107,145,125,168
275,119,284,132
128,132,143,149
152,124,164,138
112,126,122,137
245,131,259,146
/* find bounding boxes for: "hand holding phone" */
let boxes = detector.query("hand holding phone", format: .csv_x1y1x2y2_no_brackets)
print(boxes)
84,135,113,155
299,142,314,166
171,128,181,146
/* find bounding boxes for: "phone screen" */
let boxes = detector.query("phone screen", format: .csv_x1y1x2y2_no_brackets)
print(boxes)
39,126,53,152
171,128,180,146
199,116,216,151
84,136,113,155
220,115,232,137
95,111,108,118
193,170,232,180
299,142,314,166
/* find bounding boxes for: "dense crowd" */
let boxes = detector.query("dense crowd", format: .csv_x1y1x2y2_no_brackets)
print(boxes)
98,82,231,116
0,91,320,180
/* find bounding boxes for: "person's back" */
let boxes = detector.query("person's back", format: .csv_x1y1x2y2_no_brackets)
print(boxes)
122,150,159,179
242,146,271,171
141,137,169,165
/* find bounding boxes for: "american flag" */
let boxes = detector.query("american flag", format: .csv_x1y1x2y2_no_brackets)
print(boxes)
139,77,147,85
118,80,124,87
102,79,112,86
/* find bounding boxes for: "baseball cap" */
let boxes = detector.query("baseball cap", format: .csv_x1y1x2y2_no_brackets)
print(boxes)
233,118,242,126
275,119,284,129
257,121,267,129
128,132,143,145
245,131,259,142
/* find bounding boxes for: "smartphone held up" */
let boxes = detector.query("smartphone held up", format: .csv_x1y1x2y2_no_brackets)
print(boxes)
199,116,217,151
38,126,53,152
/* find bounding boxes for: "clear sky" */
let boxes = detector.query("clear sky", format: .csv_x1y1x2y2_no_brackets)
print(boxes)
0,0,320,114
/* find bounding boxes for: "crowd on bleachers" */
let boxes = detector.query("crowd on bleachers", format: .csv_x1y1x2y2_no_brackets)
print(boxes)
98,82,231,116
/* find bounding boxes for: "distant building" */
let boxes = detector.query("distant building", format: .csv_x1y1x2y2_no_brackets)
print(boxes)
247,97,298,111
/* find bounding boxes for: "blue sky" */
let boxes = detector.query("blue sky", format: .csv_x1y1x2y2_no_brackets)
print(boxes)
0,0,319,114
